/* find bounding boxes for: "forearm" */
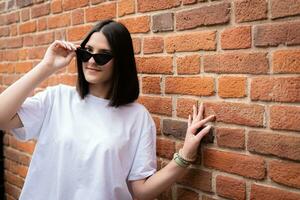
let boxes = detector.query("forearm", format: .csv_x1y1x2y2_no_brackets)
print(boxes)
0,62,55,125
137,159,189,200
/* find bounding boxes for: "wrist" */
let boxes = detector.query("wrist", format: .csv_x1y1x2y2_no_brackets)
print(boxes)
179,148,197,162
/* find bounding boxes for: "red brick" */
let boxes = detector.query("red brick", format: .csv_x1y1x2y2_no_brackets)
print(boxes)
176,55,200,75
176,2,230,30
152,13,174,32
176,98,198,118
216,175,246,200
18,49,28,60
269,160,300,189
5,171,24,188
34,32,54,46
132,37,141,54
248,130,300,161
23,35,34,47
166,31,216,52
250,184,300,200
85,2,116,22
251,77,300,102
152,116,161,135
21,8,30,22
119,16,150,33
202,196,217,200
270,105,300,131
216,127,245,149
254,21,300,47
67,25,92,42
165,77,214,96
203,148,265,179
15,62,32,73
48,13,71,29
178,168,212,192
3,50,19,61
118,0,135,17
143,37,164,54
162,119,187,140
177,188,199,200
221,26,251,49
72,9,84,25
218,76,246,98
16,0,33,8
182,0,197,5
51,0,62,14
204,52,268,74
137,0,180,13
273,50,300,73
28,47,47,59
142,76,161,94
6,11,20,25
37,17,47,31
19,20,36,34
156,137,175,159
31,3,50,18
271,0,300,19
235,0,267,23
138,96,172,116
90,0,105,5
205,102,264,127
6,37,23,49
62,0,89,11
0,26,9,37
5,182,21,200
136,56,173,74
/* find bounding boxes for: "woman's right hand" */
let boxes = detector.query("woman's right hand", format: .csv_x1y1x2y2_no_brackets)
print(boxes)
41,40,79,70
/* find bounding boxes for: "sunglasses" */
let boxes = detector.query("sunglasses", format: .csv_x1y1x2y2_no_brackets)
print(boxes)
76,48,113,66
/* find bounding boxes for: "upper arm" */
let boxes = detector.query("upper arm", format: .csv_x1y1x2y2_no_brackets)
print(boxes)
1,113,23,130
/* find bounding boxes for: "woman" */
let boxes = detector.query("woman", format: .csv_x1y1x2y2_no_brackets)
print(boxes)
0,20,215,200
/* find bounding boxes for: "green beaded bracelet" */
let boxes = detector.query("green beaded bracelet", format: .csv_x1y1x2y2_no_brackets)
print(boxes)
173,153,190,168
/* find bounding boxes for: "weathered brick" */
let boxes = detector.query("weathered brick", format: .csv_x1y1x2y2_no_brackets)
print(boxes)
119,16,150,34
203,148,265,179
19,21,36,34
178,168,212,192
251,77,300,102
143,37,164,54
248,130,300,161
90,0,105,5
152,13,174,32
67,25,92,41
216,127,245,149
165,77,214,96
132,37,141,54
218,76,246,98
205,102,264,127
48,13,71,29
135,56,173,74
5,182,21,199
235,0,267,22
271,0,300,19
204,52,268,74
156,137,175,159
254,21,300,47
166,31,216,52
176,55,200,75
202,196,217,200
51,0,62,14
31,3,50,18
118,0,135,17
23,35,34,47
62,0,89,11
221,26,251,49
163,119,187,140
16,0,33,8
72,9,84,25
142,76,161,94
138,96,172,116
273,50,300,73
6,11,20,25
34,32,54,46
177,187,199,200
21,8,30,22
176,2,230,30
85,2,116,22
37,17,47,31
28,47,46,59
182,0,197,5
176,98,198,118
6,37,23,49
15,62,32,73
137,0,180,13
0,27,10,37
270,105,300,131
216,175,246,200
269,160,300,189
250,184,300,200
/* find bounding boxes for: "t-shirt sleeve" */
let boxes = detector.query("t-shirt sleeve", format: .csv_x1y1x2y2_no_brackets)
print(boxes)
128,122,157,181
10,86,54,141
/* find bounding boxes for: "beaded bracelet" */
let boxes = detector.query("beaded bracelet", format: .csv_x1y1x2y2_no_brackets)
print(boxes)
178,148,196,162
173,152,190,168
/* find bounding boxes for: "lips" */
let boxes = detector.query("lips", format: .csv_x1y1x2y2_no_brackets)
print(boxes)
86,67,102,72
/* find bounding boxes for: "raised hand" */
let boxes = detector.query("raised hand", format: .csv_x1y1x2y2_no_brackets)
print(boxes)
181,103,216,161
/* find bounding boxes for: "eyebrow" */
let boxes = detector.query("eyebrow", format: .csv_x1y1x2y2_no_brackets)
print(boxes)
85,44,111,54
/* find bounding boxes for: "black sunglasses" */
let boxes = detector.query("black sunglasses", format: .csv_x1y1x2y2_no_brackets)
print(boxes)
76,48,113,66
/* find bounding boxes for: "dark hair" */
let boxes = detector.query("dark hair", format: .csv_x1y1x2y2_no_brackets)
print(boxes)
76,19,139,107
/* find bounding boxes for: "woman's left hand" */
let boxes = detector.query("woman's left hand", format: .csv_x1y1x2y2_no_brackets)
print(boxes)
181,103,216,161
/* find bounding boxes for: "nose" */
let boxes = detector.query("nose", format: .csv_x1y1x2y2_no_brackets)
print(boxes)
88,56,96,64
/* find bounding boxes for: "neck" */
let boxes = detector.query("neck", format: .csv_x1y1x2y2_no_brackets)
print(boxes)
89,83,111,99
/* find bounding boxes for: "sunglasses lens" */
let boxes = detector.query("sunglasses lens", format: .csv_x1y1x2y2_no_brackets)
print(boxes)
76,48,92,62
93,54,113,66
76,48,113,66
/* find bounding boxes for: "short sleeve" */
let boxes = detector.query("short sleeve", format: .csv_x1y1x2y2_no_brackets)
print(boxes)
11,87,54,141
128,123,157,181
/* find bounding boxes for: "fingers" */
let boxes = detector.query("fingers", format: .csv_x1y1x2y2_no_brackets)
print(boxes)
195,125,211,141
53,40,77,51
193,105,197,122
188,115,192,127
189,114,215,134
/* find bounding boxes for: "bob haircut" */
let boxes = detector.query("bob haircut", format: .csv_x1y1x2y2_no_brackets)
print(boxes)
76,19,139,107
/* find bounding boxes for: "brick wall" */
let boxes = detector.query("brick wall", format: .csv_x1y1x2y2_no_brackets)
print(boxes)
0,0,300,199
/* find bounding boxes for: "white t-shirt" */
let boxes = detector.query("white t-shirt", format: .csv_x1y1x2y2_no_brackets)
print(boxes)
11,84,157,200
